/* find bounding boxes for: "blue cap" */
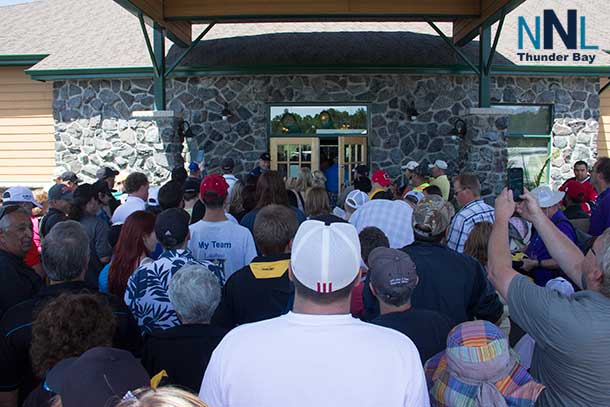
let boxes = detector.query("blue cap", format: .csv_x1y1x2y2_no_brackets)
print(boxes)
188,162,200,172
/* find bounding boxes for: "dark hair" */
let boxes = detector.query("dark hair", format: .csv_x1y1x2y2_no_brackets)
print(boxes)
108,211,156,297
256,171,290,208
202,192,226,209
595,157,610,184
69,183,96,221
292,273,359,305
241,185,257,213
423,185,443,197
171,167,188,185
354,177,372,193
359,227,390,265
371,189,394,200
574,160,588,169
30,293,115,378
124,173,149,194
254,205,298,256
158,181,184,210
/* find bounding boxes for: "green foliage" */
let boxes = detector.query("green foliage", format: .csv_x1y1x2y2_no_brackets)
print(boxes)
271,107,367,135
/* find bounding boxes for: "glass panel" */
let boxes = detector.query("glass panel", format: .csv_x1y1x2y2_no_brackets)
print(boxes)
507,137,550,189
301,144,312,162
492,104,552,135
270,105,368,136
277,163,288,179
288,144,300,162
289,164,300,178
356,145,363,162
277,144,287,161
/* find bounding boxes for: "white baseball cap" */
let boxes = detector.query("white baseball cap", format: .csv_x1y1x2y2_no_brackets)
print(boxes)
345,189,370,210
2,187,42,208
428,160,448,170
531,185,564,208
545,277,575,296
147,187,160,206
401,161,419,171
291,220,361,293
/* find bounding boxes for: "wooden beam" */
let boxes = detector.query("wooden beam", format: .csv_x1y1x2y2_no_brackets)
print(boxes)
118,0,192,46
164,0,480,21
452,0,525,46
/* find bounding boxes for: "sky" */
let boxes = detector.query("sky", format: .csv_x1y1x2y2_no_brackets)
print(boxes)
0,0,34,5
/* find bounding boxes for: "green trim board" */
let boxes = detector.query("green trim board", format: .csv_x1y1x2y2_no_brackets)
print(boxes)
25,64,610,81
0,54,48,66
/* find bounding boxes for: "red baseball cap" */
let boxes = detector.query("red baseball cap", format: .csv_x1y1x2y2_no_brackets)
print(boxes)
563,180,585,202
200,174,229,201
372,170,392,187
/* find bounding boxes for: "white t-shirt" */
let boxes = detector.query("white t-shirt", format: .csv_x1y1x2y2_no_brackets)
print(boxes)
110,196,146,225
223,174,238,197
199,312,429,407
188,220,257,284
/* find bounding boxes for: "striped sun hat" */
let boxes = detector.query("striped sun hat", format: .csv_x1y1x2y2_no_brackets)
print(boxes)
425,320,545,407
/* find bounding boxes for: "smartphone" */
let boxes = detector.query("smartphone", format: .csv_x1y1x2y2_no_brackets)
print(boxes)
507,168,524,201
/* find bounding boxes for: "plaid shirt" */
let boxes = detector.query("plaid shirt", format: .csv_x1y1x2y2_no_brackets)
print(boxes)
446,199,495,253
349,200,414,248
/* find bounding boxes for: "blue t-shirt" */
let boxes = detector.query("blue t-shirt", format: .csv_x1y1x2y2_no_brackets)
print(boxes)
324,162,339,194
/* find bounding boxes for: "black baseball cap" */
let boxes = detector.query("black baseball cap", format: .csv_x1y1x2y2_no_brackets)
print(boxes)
61,171,82,184
221,157,235,170
48,184,73,201
369,247,418,303
45,347,149,407
352,165,369,177
183,178,200,194
155,208,190,247
96,167,119,180
260,152,271,161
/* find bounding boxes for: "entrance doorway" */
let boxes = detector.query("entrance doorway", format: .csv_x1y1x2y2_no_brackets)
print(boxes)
270,135,367,194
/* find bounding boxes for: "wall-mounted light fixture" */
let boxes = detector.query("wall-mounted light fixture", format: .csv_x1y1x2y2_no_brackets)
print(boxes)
221,103,233,121
449,119,468,137
406,101,419,122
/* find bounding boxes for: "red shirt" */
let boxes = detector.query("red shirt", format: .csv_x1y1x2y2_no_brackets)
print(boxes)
559,177,597,214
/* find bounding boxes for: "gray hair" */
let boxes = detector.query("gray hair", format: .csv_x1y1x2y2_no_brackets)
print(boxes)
42,220,90,282
596,228,610,298
0,206,29,230
168,264,221,324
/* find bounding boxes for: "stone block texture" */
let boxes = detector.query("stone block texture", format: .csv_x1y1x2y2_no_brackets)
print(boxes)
52,75,599,189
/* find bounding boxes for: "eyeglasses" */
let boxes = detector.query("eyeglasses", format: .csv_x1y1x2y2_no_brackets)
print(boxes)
454,187,469,196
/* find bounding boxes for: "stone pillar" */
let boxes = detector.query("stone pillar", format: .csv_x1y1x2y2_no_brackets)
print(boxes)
132,111,183,182
460,108,510,203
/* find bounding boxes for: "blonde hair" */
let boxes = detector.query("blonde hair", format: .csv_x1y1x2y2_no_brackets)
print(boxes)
463,221,493,266
312,170,327,188
228,181,244,216
116,387,208,407
285,177,298,190
294,167,314,192
304,187,330,217
32,189,48,217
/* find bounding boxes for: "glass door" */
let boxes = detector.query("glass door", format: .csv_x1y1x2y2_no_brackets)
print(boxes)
338,136,368,193
270,137,320,180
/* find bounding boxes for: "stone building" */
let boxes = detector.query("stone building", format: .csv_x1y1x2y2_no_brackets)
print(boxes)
1,0,609,201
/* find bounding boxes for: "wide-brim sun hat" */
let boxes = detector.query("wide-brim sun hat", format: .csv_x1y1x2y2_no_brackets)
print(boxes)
425,320,545,407
530,185,564,208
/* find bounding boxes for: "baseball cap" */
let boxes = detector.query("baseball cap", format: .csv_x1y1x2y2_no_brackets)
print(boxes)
61,171,82,184
372,170,392,187
2,187,42,208
291,220,361,293
412,195,452,239
428,160,448,170
183,178,199,194
93,179,112,197
48,184,74,201
188,162,200,173
260,152,271,161
345,189,370,210
545,277,575,296
531,185,564,208
45,347,149,407
369,247,418,303
563,180,586,202
413,165,430,177
401,161,419,171
147,187,160,206
221,157,235,171
95,167,119,180
352,164,369,177
200,174,229,202
155,208,190,247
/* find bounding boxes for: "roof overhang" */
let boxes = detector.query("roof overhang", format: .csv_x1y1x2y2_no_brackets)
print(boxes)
114,0,526,47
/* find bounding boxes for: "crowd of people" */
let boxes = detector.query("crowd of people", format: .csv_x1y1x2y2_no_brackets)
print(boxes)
0,153,609,407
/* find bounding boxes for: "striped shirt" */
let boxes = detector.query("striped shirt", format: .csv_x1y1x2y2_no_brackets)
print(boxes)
446,199,495,253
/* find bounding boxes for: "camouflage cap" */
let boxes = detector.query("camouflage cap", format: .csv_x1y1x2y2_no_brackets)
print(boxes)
412,195,453,239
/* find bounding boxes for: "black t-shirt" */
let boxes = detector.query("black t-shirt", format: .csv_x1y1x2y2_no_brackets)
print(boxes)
39,208,68,238
371,309,453,363
212,254,293,329
190,199,206,224
0,250,42,317
141,324,226,393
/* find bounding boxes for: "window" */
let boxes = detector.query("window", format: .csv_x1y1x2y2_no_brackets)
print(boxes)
494,104,553,189
269,105,368,136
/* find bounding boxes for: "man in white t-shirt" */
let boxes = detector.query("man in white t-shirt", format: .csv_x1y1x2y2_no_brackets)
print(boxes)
199,220,429,407
110,172,149,225
221,157,238,198
189,174,256,285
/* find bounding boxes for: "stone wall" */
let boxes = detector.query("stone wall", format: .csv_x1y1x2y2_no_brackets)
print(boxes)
52,74,599,190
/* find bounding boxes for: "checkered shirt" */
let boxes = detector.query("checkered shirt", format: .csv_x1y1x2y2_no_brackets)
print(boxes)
446,199,495,253
349,199,414,248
